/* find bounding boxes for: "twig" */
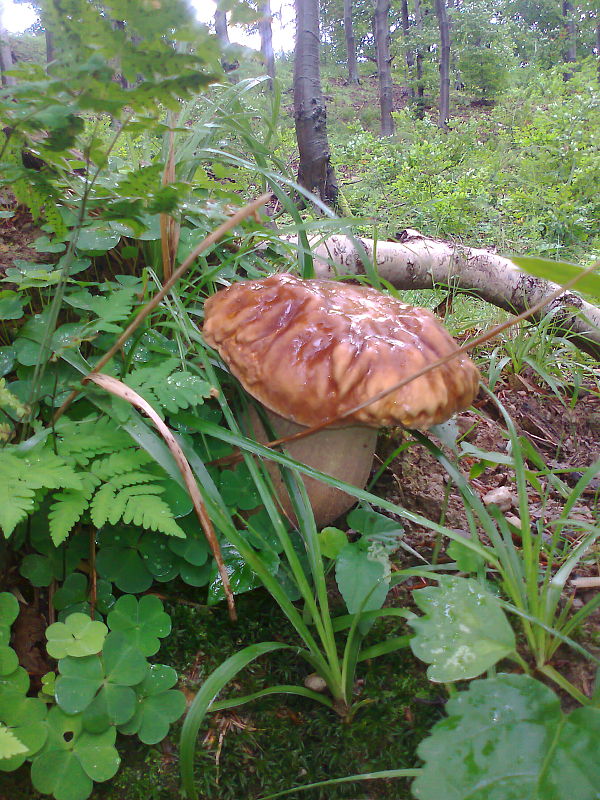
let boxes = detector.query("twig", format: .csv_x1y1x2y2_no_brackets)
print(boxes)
86,373,237,622
52,192,272,424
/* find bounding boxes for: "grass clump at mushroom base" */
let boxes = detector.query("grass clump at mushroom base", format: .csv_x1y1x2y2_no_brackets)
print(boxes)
107,590,439,800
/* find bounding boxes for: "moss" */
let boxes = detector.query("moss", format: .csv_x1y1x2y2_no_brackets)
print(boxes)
3,590,440,800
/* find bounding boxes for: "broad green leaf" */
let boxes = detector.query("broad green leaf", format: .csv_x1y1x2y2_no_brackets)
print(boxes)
511,255,600,300
0,692,47,770
335,541,389,618
0,646,18,676
46,614,108,659
318,527,347,559
414,674,600,800
0,292,26,321
55,656,103,714
0,347,16,377
107,595,171,657
409,576,516,682
0,593,19,627
31,749,92,800
75,727,120,782
102,632,148,686
82,683,136,733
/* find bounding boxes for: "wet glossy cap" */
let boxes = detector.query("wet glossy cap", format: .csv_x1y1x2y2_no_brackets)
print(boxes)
202,274,480,429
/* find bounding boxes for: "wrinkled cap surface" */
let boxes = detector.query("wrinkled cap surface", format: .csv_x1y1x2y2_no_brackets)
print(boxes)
202,273,480,429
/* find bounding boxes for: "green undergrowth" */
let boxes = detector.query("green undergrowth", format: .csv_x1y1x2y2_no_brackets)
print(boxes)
1,591,439,800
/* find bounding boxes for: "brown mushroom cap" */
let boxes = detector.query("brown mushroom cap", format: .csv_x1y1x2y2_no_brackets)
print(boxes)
202,273,479,430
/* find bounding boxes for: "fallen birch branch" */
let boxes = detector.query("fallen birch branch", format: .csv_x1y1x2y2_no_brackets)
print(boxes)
298,230,600,358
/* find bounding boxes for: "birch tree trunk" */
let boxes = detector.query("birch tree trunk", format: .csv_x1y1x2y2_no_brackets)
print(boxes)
291,232,600,358
0,19,15,88
214,9,239,79
344,0,360,84
294,0,339,206
373,0,394,136
434,0,450,129
259,0,276,89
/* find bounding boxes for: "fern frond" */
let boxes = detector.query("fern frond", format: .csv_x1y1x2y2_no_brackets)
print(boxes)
91,449,153,481
49,474,101,546
90,471,156,529
121,493,185,538
0,447,81,537
55,417,133,464
155,371,212,414
124,360,211,417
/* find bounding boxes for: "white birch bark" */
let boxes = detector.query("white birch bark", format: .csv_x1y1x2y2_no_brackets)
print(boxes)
289,231,600,358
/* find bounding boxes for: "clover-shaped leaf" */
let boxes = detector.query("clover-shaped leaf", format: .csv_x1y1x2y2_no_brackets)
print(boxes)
96,528,156,593
55,656,103,715
168,530,209,566
0,665,29,695
409,576,516,682
0,592,19,629
413,674,600,800
107,595,171,657
0,691,47,771
53,574,115,622
31,707,120,800
103,632,148,686
82,683,136,734
0,645,18,677
118,664,185,744
46,614,108,659
138,533,179,582
217,464,261,511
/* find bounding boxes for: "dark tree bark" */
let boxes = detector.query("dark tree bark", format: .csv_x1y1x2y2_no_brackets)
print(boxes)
373,0,394,136
0,19,16,87
293,0,339,206
434,0,450,129
259,1,276,89
400,0,415,95
214,9,239,78
344,0,360,84
413,0,425,118
562,0,577,81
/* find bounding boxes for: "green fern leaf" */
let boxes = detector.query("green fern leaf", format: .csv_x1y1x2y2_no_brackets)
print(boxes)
0,448,82,537
121,493,185,538
124,360,211,417
91,449,153,481
0,724,28,760
155,371,212,414
90,471,155,529
56,418,133,464
49,474,101,546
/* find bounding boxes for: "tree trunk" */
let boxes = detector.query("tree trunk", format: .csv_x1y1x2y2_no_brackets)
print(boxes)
214,9,239,79
286,232,600,359
413,0,425,118
400,0,415,96
435,0,450,129
259,0,276,89
344,0,360,84
373,0,394,136
562,0,577,81
596,21,600,85
293,0,339,206
0,19,16,87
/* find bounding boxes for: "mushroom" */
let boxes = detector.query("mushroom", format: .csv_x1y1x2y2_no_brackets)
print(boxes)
202,273,479,527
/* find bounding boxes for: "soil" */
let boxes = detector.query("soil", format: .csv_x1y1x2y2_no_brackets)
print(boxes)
0,202,49,275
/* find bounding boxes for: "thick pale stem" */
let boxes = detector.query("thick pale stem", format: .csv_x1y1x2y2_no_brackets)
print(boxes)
248,407,377,527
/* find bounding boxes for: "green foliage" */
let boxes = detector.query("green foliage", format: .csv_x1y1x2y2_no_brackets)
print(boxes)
45,615,108,660
0,592,185,800
409,576,517,682
413,674,600,800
